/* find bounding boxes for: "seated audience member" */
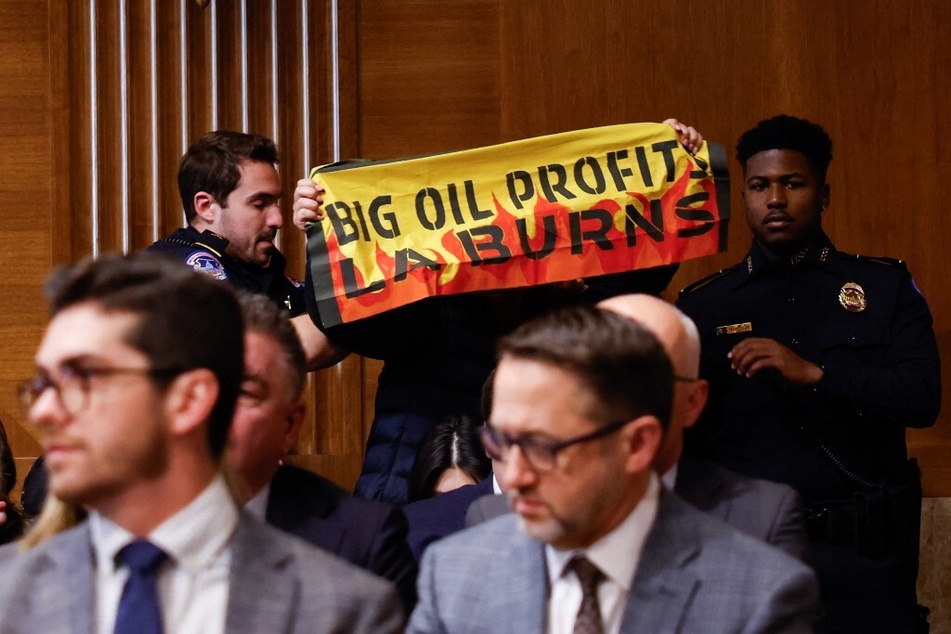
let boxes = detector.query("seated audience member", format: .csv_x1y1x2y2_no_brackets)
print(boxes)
293,121,703,506
408,416,491,502
468,294,809,561
228,292,418,611
408,305,818,633
0,421,23,544
0,252,403,633
402,379,500,561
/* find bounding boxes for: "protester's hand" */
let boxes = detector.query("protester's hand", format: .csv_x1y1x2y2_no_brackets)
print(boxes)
728,337,824,386
293,178,325,230
663,118,703,155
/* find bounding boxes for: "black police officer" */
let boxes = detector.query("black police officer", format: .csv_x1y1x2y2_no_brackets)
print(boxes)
677,115,940,633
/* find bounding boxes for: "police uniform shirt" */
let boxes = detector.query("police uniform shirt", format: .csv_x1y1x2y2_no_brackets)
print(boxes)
676,231,940,502
148,226,306,316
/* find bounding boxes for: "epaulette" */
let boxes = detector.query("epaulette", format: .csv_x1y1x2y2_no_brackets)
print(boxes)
851,253,907,271
679,264,740,298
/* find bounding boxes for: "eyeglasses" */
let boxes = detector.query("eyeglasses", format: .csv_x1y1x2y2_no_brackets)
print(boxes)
18,364,181,417
479,418,634,473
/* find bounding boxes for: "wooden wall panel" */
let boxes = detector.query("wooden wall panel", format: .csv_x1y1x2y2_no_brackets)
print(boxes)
0,1,54,496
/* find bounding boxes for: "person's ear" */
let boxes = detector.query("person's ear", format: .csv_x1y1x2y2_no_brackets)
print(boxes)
193,191,221,225
621,415,663,474
164,368,219,438
820,183,831,211
682,379,709,430
280,401,306,456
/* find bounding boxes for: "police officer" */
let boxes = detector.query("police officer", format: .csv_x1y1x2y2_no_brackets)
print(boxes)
149,130,306,315
677,115,939,633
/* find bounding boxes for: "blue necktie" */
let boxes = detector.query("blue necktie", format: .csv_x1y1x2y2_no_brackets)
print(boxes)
114,539,167,634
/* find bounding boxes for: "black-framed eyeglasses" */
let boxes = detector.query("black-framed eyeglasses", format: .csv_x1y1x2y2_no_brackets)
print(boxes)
18,364,181,417
479,418,634,473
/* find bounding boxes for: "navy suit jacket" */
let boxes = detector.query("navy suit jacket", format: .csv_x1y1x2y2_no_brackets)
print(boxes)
467,458,807,561
402,477,495,561
265,464,418,610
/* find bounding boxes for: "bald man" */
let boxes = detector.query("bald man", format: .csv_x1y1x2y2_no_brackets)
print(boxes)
470,294,807,560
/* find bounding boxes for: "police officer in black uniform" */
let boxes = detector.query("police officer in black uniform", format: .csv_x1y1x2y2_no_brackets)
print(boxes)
148,130,306,316
677,115,940,633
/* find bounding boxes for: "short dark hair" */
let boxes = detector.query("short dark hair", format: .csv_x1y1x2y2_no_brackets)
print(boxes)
178,130,279,223
238,292,307,399
409,415,491,502
44,252,244,459
735,115,833,182
498,305,673,430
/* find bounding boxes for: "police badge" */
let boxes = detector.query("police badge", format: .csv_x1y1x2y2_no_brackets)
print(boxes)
838,282,866,312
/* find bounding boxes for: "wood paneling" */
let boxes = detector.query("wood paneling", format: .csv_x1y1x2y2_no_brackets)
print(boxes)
0,1,54,492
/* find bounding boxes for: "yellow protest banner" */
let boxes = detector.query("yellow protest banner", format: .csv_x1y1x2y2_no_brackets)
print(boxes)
306,122,729,326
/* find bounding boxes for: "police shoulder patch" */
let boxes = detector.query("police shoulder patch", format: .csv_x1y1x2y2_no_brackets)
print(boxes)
185,250,229,281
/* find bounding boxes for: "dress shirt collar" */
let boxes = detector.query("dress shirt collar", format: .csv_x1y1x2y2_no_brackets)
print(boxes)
545,471,661,592
90,475,240,574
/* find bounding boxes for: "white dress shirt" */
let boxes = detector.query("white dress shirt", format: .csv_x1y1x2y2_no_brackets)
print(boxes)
90,476,240,634
545,472,660,634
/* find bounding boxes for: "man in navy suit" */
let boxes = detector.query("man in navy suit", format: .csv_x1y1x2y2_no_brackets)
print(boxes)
227,293,417,611
409,305,818,633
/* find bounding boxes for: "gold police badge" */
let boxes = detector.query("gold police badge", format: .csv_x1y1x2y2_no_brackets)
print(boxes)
838,282,866,312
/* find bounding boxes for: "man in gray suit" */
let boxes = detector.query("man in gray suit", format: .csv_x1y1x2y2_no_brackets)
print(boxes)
0,252,402,634
409,305,818,633
468,293,808,560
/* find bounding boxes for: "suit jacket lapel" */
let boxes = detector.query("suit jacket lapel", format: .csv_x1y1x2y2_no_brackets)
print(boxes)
622,490,700,632
225,517,298,634
31,524,96,633
487,531,548,633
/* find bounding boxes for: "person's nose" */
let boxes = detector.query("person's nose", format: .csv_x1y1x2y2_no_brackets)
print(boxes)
767,183,787,208
266,203,283,230
500,444,539,492
29,386,71,433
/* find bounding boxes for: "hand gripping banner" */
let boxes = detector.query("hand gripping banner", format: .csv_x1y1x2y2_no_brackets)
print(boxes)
306,122,730,326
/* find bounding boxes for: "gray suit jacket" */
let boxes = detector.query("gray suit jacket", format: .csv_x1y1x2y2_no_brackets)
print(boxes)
410,488,818,634
0,514,404,634
467,458,808,560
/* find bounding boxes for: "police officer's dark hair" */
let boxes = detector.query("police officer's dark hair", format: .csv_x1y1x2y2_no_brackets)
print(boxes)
735,115,833,182
497,305,673,431
238,292,307,400
178,130,279,224
44,252,244,460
